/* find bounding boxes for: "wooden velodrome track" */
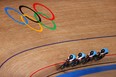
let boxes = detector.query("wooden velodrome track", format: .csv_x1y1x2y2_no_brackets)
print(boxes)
0,0,116,77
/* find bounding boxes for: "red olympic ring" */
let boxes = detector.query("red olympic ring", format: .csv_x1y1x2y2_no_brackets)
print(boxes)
33,2,55,20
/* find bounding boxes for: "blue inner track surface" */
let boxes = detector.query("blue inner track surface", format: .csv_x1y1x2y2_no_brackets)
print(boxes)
57,64,116,77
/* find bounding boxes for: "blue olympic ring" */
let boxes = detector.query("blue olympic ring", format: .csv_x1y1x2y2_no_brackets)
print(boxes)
4,7,28,25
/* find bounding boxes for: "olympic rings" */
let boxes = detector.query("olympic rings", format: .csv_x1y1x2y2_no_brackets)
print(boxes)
4,7,28,25
19,5,41,23
34,12,56,30
4,2,56,32
33,3,55,20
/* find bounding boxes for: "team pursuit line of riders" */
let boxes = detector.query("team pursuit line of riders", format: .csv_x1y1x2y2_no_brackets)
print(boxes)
59,48,109,69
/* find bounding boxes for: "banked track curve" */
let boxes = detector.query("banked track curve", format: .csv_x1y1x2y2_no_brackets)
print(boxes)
0,34,116,68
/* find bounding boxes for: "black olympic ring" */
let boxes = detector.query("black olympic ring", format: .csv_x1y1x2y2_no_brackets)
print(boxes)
19,5,41,23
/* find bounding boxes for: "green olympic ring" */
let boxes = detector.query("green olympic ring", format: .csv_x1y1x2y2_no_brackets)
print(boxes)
34,12,56,30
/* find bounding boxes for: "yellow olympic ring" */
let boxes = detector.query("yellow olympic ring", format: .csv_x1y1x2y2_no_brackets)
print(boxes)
20,14,43,32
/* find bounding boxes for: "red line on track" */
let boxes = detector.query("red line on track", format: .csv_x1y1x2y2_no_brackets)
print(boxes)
106,54,116,56
29,54,116,77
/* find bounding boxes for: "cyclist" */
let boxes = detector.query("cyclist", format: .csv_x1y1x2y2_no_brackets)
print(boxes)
89,50,97,58
68,54,76,62
100,48,109,55
97,48,109,60
77,52,86,60
88,50,98,61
